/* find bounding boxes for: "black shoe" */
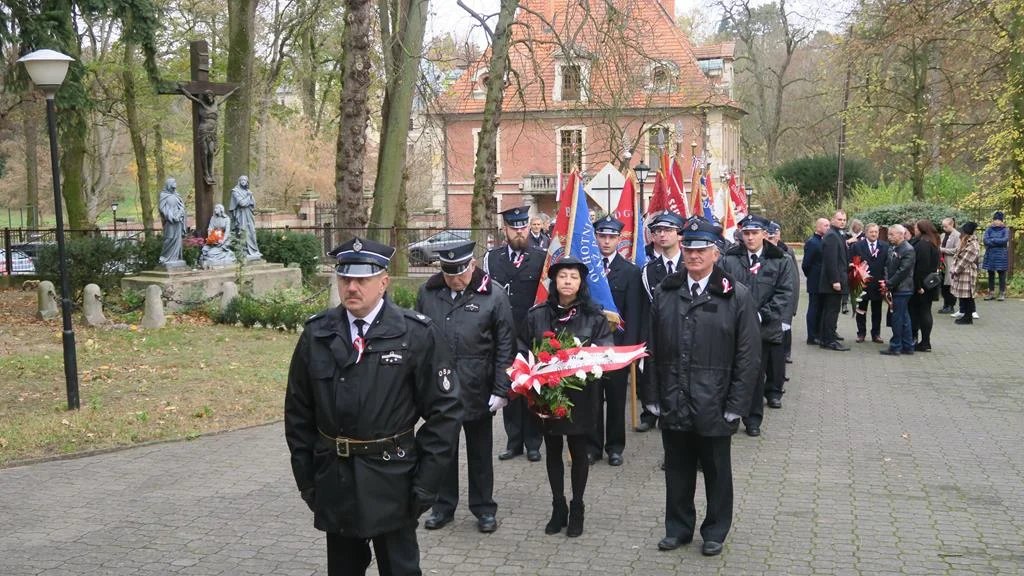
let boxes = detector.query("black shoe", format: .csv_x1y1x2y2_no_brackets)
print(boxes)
821,342,850,351
586,453,599,465
836,335,845,341
938,307,953,314
914,343,931,352
635,421,652,432
608,453,623,466
658,535,692,551
527,450,542,462
567,500,584,537
785,357,793,364
745,426,761,437
856,336,865,343
806,338,820,345
701,541,723,556
424,511,453,530
545,498,568,535
767,398,782,409
477,514,497,533
879,348,901,356
497,449,521,461
954,316,973,325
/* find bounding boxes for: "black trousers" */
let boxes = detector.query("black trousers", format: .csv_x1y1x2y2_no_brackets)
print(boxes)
327,524,420,576
988,270,1007,293
818,293,843,345
661,430,733,543
958,297,976,319
587,370,628,457
434,417,495,519
941,284,957,308
743,341,781,428
909,294,934,347
503,396,542,453
638,364,658,428
805,292,821,342
856,298,884,338
545,433,589,502
782,328,792,360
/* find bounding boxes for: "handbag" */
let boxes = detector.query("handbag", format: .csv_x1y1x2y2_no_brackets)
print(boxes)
923,271,941,290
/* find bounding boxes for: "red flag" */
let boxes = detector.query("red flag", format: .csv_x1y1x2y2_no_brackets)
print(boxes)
648,170,667,215
613,173,638,261
722,186,737,233
690,168,703,218
659,150,688,218
728,172,747,215
671,155,690,217
704,164,717,217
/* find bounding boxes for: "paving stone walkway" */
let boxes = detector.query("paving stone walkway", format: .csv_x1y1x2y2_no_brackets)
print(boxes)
2,298,1023,575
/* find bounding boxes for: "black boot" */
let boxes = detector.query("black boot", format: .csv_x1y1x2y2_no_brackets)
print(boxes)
544,497,568,535
566,500,585,537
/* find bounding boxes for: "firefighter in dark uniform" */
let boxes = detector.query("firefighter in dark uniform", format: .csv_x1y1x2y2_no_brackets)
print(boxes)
637,211,685,432
641,217,760,558
285,237,463,576
484,206,546,462
586,215,642,466
718,215,794,436
415,241,516,534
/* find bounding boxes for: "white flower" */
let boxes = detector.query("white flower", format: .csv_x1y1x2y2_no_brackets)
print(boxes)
573,336,582,346
591,365,603,378
575,369,587,380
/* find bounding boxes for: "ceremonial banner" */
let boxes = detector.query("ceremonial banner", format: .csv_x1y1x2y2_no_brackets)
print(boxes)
612,170,648,269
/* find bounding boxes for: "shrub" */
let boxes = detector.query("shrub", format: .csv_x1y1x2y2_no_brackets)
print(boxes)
35,235,135,299
256,229,322,281
749,176,816,242
390,284,418,309
852,203,968,228
773,155,877,203
216,287,329,331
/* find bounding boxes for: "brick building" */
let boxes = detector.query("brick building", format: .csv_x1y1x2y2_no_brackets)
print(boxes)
435,0,744,227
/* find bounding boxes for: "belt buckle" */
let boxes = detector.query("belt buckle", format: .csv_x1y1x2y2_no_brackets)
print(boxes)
335,437,350,458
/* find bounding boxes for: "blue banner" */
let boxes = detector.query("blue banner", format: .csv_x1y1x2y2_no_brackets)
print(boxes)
567,179,619,316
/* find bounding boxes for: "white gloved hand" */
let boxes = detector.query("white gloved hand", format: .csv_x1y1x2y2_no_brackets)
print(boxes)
645,403,661,417
781,323,791,331
488,394,508,412
724,412,741,423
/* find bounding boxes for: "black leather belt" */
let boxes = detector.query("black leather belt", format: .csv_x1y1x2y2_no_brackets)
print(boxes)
318,428,414,459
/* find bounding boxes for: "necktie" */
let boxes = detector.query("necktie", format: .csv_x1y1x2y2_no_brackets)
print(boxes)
352,319,367,363
749,253,761,274
691,283,700,299
750,253,759,267
353,319,366,342
870,242,877,258
511,251,523,268
666,260,674,275
452,290,462,301
603,257,610,272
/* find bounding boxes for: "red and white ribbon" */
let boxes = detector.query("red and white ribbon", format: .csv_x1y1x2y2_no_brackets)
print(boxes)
353,337,366,364
506,344,649,397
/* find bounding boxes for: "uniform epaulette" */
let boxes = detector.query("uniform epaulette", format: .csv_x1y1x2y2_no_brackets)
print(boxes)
660,273,685,291
528,302,547,312
403,309,433,325
304,309,329,324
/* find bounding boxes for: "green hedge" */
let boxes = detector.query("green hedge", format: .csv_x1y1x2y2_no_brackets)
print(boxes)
853,203,968,228
35,235,163,299
774,155,877,203
216,288,328,331
256,229,322,281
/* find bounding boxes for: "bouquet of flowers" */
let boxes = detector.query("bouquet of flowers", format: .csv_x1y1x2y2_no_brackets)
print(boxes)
206,228,225,246
848,255,872,313
507,330,647,421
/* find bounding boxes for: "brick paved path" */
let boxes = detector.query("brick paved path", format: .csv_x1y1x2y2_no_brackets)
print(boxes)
2,299,1023,575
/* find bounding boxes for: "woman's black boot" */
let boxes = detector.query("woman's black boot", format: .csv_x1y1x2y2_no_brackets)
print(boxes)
566,500,585,537
545,497,568,534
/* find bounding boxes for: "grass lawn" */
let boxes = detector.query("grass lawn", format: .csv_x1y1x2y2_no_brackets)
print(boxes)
0,288,297,467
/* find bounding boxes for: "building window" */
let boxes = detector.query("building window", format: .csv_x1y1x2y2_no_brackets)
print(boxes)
472,68,489,99
554,60,589,102
473,127,501,176
561,64,581,101
559,129,583,175
652,65,672,91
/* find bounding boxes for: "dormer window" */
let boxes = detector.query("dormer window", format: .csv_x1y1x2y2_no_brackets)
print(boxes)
472,68,489,99
553,46,592,103
646,60,679,93
561,65,581,101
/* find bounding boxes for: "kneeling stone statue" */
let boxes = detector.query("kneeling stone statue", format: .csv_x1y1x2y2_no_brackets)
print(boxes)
200,204,237,269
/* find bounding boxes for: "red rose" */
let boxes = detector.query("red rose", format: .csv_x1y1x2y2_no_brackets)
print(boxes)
548,338,561,350
556,350,570,362
543,330,556,338
554,406,568,417
538,351,553,362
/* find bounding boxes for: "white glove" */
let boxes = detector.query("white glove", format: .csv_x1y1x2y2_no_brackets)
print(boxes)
781,323,791,331
724,412,741,423
645,403,661,417
488,394,508,412
757,312,762,323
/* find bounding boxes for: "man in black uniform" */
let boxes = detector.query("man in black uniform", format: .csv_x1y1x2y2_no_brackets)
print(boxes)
719,215,794,436
819,210,851,351
642,217,760,558
586,215,642,466
767,221,799,363
637,211,685,432
285,236,463,576
484,206,546,461
416,241,516,533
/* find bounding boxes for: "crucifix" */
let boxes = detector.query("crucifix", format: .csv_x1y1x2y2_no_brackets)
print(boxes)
158,40,238,235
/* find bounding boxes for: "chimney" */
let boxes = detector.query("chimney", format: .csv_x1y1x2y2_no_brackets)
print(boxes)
546,0,556,28
659,0,675,19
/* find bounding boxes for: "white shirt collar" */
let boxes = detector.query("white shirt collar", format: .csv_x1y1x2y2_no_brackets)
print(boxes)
602,252,618,265
507,245,521,259
662,251,681,269
347,297,385,339
747,248,763,260
687,273,711,294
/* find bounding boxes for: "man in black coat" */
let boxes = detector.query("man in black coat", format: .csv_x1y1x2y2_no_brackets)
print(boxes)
849,223,889,343
586,216,642,466
802,218,829,344
637,210,686,432
818,210,850,351
641,217,761,558
768,222,799,363
285,237,463,575
483,206,546,462
416,241,516,534
719,215,794,434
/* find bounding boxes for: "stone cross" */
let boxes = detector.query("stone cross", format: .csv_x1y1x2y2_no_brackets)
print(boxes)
158,40,238,236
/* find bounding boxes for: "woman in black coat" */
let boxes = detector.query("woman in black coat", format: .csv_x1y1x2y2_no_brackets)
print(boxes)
909,220,941,351
520,257,613,538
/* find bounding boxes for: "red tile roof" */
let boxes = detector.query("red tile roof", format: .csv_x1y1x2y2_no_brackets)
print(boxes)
691,42,737,60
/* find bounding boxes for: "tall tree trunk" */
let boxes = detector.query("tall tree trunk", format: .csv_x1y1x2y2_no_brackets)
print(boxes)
469,0,518,241
369,0,430,239
298,0,319,125
59,110,90,230
222,0,258,204
122,42,155,237
154,122,166,189
390,165,410,275
24,97,40,228
333,0,373,230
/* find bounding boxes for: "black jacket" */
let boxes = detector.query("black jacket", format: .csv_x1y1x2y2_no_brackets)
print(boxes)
604,253,642,346
641,252,682,302
778,242,801,320
802,233,824,293
818,226,850,294
284,299,463,538
415,268,516,421
640,267,761,437
849,239,889,300
719,241,795,344
910,237,941,302
483,245,546,328
886,240,916,294
519,298,614,436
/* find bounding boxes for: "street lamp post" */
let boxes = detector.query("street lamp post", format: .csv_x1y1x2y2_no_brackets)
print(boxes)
634,160,650,217
745,185,754,214
111,201,119,238
19,49,80,411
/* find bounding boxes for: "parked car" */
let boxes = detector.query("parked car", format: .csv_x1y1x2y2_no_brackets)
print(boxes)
0,249,36,275
406,229,473,265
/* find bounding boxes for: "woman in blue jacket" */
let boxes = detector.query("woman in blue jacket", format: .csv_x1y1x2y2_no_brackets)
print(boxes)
983,211,1009,301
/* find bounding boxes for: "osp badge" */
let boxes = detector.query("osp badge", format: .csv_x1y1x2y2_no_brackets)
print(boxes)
438,368,453,392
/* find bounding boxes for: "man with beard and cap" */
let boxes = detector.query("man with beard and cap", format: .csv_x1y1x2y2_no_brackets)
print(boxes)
483,206,547,462
719,214,794,435
637,210,686,433
767,221,799,364
642,216,760,558
586,215,642,466
285,236,462,576
416,240,516,534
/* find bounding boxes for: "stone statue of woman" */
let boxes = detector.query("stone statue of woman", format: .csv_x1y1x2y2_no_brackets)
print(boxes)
230,175,262,260
158,178,186,267
200,204,237,268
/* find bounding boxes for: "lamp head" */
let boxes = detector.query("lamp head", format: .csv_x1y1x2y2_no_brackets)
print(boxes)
634,161,650,184
18,49,74,97
111,202,119,213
